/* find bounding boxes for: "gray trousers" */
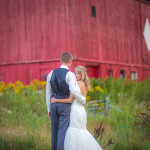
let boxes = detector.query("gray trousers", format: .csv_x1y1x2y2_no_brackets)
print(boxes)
50,103,71,150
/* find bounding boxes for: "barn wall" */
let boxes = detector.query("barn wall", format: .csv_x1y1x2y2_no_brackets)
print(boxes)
74,0,150,65
0,0,150,84
0,0,75,64
75,60,147,82
140,2,150,64
0,61,61,84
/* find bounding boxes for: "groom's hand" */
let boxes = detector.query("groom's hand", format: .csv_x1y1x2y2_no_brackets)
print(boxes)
48,112,51,119
51,97,56,103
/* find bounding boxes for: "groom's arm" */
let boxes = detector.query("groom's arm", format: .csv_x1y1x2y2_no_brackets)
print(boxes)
66,71,86,104
46,71,53,115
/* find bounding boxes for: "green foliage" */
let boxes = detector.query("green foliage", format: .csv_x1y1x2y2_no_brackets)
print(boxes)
0,136,35,150
89,77,150,104
0,77,150,150
135,79,150,102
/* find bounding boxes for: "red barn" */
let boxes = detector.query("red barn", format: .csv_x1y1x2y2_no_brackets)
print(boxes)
0,0,150,84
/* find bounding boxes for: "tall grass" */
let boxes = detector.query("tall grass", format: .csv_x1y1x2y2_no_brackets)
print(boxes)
0,78,150,150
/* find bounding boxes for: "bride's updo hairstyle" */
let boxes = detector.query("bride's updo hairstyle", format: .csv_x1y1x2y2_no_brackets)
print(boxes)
74,66,90,91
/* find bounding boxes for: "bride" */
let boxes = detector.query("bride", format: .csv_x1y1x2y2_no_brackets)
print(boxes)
51,66,103,150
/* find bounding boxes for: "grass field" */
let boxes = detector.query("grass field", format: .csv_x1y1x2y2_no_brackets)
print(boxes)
0,78,150,150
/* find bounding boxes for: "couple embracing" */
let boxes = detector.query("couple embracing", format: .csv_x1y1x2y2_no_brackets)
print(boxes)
46,52,103,150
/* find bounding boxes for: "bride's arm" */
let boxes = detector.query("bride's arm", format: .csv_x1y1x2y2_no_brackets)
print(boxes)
51,94,74,103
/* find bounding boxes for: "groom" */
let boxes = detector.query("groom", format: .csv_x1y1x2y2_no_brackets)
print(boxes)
46,52,86,150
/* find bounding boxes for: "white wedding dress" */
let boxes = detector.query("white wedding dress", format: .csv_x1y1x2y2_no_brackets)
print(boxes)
64,96,103,150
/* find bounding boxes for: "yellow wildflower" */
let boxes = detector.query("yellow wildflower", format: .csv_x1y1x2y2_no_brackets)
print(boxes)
93,103,99,107
90,88,94,92
24,85,30,89
0,82,6,94
100,102,104,107
41,81,46,88
94,86,104,93
14,88,19,94
0,81,5,87
31,79,41,90
86,96,91,101
7,83,16,90
15,80,24,89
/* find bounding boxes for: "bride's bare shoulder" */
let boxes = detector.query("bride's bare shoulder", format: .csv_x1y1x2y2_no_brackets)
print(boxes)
77,80,84,85
77,81,88,96
77,81,85,88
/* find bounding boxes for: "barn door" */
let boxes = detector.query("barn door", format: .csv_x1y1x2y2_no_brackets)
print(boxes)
39,67,51,81
86,66,99,78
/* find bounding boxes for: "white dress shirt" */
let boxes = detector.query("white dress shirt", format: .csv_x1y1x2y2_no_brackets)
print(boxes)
46,65,86,112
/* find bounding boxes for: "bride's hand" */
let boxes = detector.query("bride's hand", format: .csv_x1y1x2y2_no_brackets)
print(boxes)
51,97,56,103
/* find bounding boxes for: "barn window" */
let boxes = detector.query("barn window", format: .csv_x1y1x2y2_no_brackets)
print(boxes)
131,72,138,81
108,70,112,77
42,73,47,81
120,70,125,80
86,66,98,78
91,6,96,17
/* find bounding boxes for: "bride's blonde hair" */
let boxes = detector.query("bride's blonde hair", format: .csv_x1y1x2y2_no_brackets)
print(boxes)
74,66,90,91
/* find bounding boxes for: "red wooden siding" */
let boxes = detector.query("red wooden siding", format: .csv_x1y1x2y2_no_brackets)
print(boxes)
0,0,150,84
0,0,74,64
141,2,150,64
74,0,150,65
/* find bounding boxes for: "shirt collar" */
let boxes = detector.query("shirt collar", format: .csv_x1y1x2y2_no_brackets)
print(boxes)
60,65,69,70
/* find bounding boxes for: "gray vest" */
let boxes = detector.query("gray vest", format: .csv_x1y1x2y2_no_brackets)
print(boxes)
50,68,70,99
